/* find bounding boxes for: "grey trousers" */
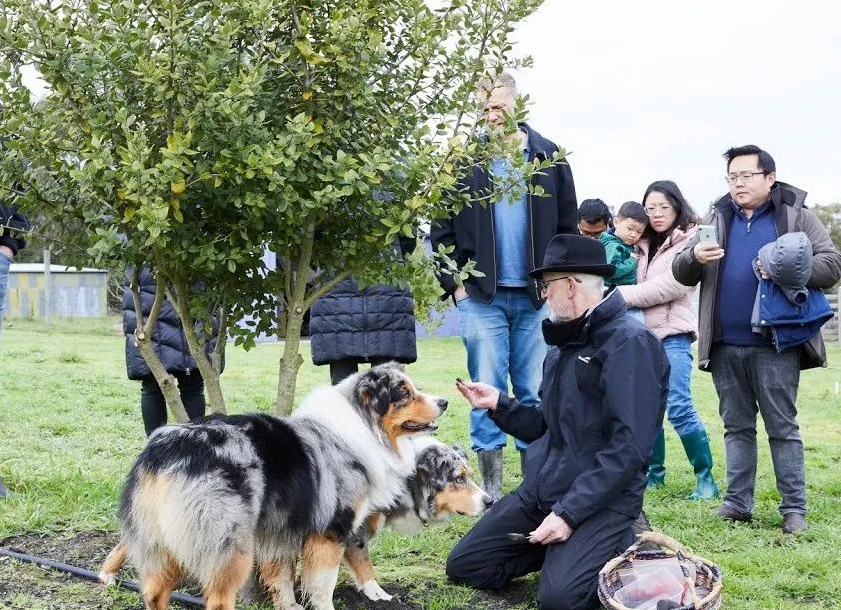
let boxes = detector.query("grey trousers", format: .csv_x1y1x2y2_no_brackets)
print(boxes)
709,344,805,516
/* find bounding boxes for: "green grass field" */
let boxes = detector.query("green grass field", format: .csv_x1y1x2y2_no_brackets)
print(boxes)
2,317,841,609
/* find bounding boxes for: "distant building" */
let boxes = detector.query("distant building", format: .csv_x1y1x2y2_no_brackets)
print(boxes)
4,263,108,318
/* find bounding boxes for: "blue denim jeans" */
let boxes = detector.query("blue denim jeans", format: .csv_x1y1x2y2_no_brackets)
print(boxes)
661,333,706,437
0,251,11,345
456,288,547,451
626,307,645,323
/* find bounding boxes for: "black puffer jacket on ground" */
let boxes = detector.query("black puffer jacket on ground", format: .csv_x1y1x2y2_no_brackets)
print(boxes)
309,279,417,366
122,267,221,380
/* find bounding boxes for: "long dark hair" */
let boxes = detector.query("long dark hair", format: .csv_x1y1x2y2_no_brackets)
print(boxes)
642,180,699,257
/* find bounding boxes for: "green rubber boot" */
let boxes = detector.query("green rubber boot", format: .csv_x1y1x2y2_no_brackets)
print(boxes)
680,430,720,500
646,429,666,489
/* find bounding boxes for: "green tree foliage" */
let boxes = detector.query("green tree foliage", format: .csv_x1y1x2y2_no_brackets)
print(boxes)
1,0,548,414
812,203,841,260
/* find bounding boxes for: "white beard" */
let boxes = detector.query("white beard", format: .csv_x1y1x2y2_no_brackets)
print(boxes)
548,307,571,324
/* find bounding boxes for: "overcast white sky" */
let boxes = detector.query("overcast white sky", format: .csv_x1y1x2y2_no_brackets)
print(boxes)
511,0,841,212
20,1,840,211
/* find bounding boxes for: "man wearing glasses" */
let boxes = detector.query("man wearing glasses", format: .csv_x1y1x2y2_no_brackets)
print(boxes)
673,144,841,534
448,234,669,610
430,73,577,501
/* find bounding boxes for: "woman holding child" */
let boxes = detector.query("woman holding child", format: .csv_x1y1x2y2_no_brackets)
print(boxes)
616,180,719,500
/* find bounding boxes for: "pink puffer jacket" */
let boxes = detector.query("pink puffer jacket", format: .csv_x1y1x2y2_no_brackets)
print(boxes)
617,226,698,341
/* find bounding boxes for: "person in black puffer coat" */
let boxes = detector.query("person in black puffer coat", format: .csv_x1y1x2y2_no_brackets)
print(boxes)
309,238,417,385
123,267,222,436
1,201,30,498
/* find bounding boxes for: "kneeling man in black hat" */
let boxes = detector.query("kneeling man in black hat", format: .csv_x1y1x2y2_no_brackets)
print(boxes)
447,234,670,610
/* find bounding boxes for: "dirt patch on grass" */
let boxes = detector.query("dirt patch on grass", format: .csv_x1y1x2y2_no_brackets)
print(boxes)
1,531,537,609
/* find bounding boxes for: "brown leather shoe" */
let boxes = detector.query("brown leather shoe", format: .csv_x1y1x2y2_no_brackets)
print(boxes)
782,512,807,534
717,503,752,522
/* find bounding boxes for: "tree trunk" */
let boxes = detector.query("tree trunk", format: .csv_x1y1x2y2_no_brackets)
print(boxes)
172,279,227,414
129,267,189,423
275,222,317,416
276,303,305,416
134,334,190,423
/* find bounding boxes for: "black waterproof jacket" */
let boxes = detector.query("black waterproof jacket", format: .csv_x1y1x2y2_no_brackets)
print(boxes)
309,279,417,366
430,123,577,307
490,290,669,527
0,203,30,255
122,267,222,380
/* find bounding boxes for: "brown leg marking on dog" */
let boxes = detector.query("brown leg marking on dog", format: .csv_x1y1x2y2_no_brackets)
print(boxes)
259,558,299,609
301,534,345,610
204,550,253,610
343,543,375,586
99,539,127,584
343,512,383,586
140,552,184,610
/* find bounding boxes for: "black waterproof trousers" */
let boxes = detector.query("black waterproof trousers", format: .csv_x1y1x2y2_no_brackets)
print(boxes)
446,491,634,610
140,371,206,436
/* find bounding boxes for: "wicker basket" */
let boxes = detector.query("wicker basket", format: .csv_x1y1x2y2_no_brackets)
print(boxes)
598,531,722,610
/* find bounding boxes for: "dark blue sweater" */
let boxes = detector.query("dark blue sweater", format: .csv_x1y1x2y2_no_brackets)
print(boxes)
717,200,776,346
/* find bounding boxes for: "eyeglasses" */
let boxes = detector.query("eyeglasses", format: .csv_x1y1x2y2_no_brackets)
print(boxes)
535,276,582,293
644,204,673,216
725,172,766,185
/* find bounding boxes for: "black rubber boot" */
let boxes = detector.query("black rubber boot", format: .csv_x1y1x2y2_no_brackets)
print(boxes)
477,448,504,502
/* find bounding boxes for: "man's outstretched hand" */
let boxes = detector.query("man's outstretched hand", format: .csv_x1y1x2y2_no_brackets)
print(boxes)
529,512,573,545
455,378,500,411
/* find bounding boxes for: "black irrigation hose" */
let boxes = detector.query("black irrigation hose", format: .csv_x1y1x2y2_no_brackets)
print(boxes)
0,547,206,607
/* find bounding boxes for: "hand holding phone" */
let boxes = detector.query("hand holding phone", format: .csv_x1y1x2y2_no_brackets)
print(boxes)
693,225,725,265
697,224,718,245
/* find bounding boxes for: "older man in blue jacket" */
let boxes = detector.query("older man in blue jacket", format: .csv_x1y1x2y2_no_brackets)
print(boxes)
447,234,670,610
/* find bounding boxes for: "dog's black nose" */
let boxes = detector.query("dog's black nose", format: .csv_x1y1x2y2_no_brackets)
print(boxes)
483,494,494,508
437,398,448,412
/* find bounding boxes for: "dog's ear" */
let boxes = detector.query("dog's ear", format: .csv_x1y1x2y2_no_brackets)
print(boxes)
357,370,392,417
451,445,469,463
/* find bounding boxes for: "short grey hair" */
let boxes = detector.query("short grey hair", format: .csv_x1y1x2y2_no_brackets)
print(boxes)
572,273,605,296
477,71,518,99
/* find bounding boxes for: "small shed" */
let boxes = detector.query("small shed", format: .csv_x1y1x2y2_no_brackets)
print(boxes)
4,263,108,318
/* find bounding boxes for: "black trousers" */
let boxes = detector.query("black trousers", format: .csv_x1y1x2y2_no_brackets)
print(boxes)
140,371,206,436
329,357,391,385
446,491,635,610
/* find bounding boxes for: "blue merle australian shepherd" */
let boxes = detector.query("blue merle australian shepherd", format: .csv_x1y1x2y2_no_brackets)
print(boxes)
102,362,446,610
343,436,492,602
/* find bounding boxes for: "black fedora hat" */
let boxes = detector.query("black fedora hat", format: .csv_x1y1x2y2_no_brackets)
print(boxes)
529,233,616,278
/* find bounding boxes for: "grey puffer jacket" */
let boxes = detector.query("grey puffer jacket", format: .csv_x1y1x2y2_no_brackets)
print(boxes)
673,182,841,370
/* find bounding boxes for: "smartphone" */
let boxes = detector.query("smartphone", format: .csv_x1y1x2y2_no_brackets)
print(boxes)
697,224,718,245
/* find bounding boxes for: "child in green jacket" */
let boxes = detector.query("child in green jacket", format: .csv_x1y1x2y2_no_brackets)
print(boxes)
601,201,648,321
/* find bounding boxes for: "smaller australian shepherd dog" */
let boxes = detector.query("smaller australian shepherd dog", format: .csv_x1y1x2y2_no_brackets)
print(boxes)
101,362,446,610
343,436,493,602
